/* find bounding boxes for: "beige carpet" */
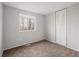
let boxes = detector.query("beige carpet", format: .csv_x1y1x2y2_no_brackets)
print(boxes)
2,40,79,57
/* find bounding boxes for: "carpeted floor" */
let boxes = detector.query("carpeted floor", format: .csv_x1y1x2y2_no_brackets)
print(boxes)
2,40,79,57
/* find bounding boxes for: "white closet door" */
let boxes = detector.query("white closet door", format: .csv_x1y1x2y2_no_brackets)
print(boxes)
56,9,66,46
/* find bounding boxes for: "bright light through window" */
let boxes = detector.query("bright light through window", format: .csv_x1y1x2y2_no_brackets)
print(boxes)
19,14,36,32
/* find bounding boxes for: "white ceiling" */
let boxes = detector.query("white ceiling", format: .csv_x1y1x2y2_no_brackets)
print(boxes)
3,2,78,15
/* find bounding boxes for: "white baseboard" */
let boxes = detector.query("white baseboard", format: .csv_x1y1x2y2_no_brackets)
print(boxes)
46,39,79,52
46,39,55,43
67,46,79,52
3,38,45,51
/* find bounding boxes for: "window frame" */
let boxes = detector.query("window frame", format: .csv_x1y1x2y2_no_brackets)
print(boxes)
19,14,36,32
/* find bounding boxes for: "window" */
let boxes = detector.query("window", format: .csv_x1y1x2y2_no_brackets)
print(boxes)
19,14,36,32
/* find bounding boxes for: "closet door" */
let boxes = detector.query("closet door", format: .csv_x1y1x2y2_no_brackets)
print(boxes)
56,9,66,46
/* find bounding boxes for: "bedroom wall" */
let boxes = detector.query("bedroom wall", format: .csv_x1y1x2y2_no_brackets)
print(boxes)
0,3,3,56
45,13,55,42
67,3,79,51
3,5,45,50
3,3,79,52
46,3,79,52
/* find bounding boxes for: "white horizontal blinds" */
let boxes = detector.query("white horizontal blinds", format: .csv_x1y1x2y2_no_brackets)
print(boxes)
24,16,29,30
28,18,33,30
29,16,36,30
19,14,24,31
19,14,36,32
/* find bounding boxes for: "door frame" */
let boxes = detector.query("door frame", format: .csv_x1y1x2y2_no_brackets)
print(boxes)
55,8,67,47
